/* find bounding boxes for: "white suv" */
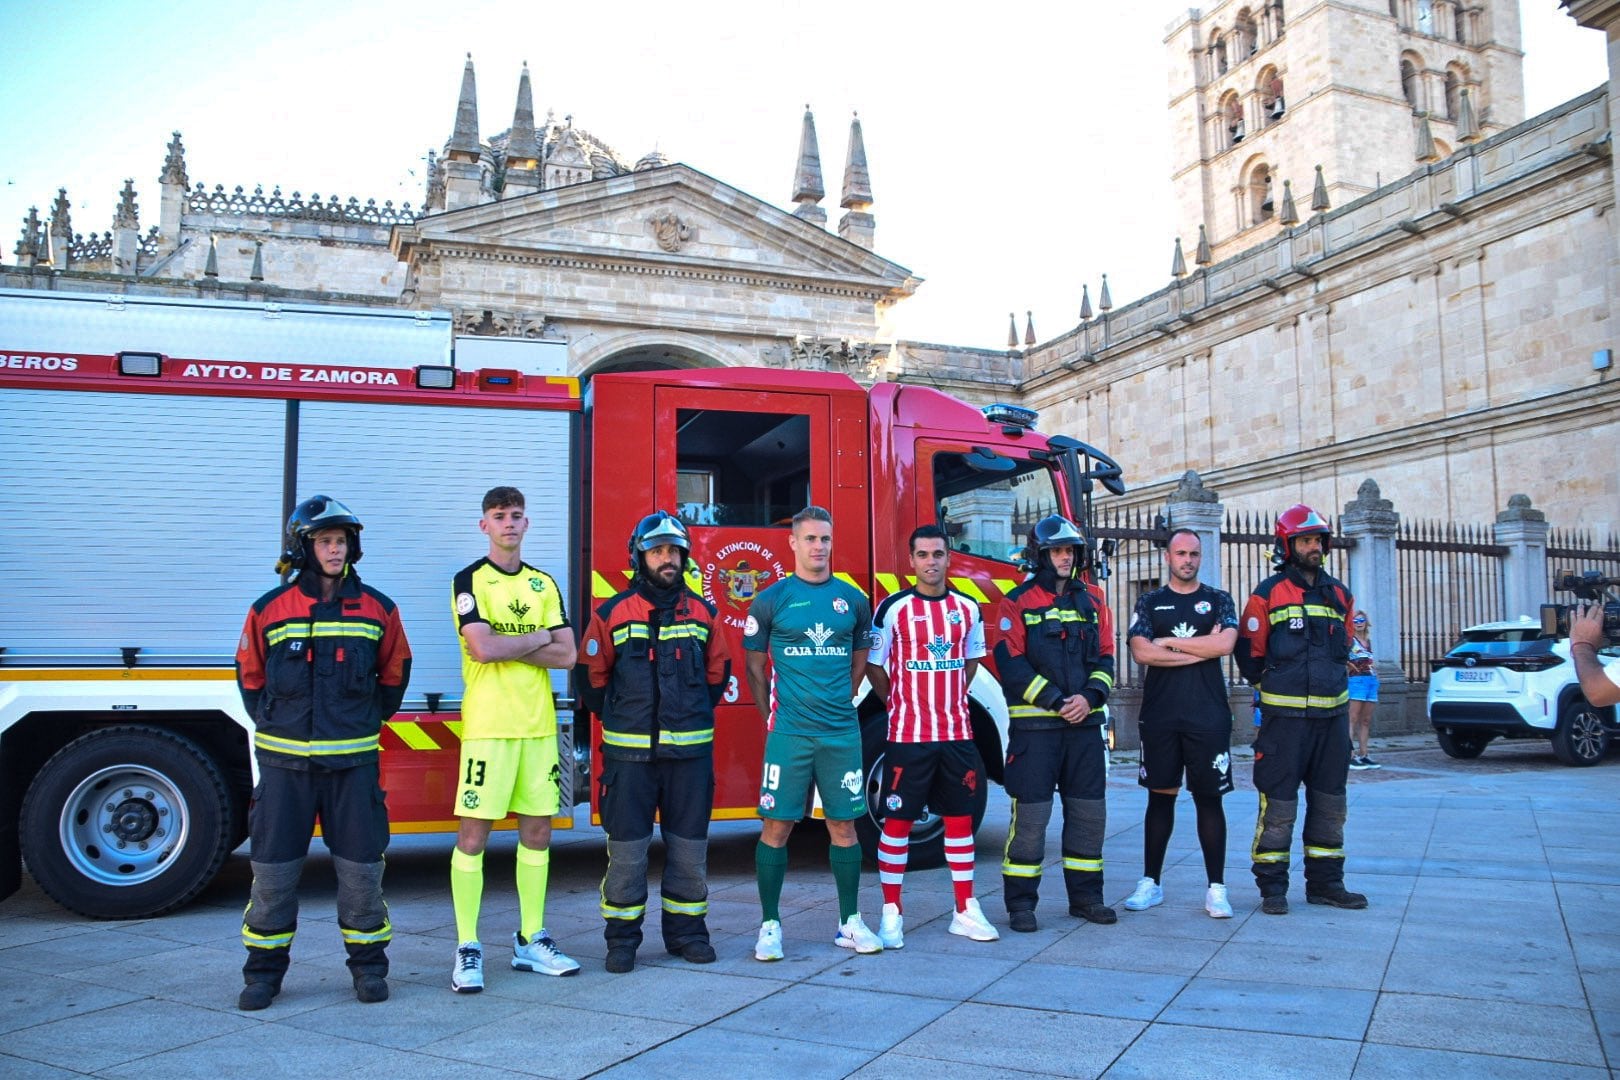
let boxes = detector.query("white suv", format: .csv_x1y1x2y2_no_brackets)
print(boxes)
1427,617,1617,766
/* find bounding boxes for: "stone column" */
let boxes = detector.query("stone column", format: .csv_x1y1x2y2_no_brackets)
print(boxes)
1339,480,1401,675
1493,494,1550,620
1165,470,1223,589
1340,480,1416,731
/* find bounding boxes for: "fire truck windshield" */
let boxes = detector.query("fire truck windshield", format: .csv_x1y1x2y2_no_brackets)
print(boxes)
933,450,1064,567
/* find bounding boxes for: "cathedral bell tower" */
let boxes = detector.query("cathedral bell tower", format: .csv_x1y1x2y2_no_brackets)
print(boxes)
1166,0,1524,264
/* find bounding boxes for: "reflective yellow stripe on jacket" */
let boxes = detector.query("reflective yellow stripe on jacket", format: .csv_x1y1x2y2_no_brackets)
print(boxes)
254,732,381,757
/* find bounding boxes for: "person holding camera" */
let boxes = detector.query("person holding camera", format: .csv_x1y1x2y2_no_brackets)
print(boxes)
1571,603,1620,708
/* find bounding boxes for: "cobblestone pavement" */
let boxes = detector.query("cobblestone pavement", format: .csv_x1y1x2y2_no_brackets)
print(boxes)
2,734,1616,1078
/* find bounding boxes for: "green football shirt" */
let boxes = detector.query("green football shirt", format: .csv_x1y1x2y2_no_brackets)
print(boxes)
743,574,873,735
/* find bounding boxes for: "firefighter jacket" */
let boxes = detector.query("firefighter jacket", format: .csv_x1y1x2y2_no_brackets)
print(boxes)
235,569,412,770
994,572,1116,730
579,581,732,762
1235,565,1356,718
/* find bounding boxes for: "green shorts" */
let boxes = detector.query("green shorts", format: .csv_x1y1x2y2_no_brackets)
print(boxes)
758,729,866,821
455,737,560,820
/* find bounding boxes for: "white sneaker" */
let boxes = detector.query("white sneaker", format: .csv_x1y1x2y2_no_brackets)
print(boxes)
451,941,483,993
948,898,1001,942
511,930,580,976
754,919,784,961
877,903,905,949
834,913,883,954
1123,877,1164,911
1205,883,1233,919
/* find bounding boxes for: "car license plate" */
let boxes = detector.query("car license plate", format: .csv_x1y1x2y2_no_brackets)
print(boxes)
1454,670,1493,683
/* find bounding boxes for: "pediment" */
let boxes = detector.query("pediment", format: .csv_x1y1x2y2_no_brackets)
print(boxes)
393,164,916,293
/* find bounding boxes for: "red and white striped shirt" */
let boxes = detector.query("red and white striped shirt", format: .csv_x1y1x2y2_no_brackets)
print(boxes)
869,587,985,742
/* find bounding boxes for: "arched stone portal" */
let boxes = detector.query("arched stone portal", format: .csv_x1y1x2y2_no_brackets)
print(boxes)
574,329,752,379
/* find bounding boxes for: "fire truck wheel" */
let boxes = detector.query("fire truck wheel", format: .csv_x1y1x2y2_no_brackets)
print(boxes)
20,726,236,919
854,714,989,870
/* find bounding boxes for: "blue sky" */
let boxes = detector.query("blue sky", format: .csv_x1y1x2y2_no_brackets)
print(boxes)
0,1,1606,349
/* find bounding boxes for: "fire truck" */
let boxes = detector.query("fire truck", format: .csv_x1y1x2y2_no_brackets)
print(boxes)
0,288,1124,919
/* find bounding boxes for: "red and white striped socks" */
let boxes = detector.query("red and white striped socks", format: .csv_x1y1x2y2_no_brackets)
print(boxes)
879,817,910,908
944,815,976,912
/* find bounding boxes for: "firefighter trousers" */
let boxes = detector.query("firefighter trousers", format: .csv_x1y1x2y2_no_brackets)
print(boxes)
1001,725,1107,913
598,756,714,952
241,761,391,985
1250,712,1351,897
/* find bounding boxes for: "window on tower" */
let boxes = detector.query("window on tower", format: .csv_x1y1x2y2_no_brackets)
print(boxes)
1416,0,1433,34
1236,9,1258,57
1400,56,1422,112
1223,93,1246,147
1443,68,1460,120
1251,164,1275,226
1260,68,1285,124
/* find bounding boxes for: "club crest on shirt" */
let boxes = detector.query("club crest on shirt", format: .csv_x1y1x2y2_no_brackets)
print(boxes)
832,597,849,614
947,609,963,625
1194,600,1212,614
703,540,786,630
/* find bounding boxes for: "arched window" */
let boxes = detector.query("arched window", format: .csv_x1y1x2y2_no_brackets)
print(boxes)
1416,0,1434,34
1212,33,1229,75
1236,9,1258,57
1274,1,1285,34
1443,68,1461,119
1250,163,1275,225
1400,55,1422,112
1222,92,1246,147
1259,67,1285,123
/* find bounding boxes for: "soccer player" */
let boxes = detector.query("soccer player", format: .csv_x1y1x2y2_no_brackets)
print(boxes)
448,486,580,992
866,525,999,946
744,506,880,959
1123,529,1239,919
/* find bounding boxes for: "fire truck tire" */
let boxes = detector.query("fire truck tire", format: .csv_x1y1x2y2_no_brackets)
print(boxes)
854,714,989,870
20,726,236,919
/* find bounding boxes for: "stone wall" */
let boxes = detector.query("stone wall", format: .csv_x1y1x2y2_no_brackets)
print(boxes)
1012,88,1616,535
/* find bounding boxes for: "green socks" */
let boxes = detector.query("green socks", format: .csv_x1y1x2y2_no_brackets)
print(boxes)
756,840,789,922
829,842,863,922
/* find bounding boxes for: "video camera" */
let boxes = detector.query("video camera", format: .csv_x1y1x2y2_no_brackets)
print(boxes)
1540,569,1620,645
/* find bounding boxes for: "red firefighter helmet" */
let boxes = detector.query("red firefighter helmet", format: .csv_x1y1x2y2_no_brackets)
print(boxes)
1273,503,1331,560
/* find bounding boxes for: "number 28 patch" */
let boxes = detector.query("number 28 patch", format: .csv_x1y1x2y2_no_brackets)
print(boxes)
1288,616,1305,630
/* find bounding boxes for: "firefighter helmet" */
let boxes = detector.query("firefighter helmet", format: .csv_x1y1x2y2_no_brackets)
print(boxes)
277,495,363,573
1273,503,1331,560
628,510,691,575
1025,514,1086,575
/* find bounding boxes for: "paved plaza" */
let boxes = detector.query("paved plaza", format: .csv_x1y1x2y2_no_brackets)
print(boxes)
1,735,1616,1078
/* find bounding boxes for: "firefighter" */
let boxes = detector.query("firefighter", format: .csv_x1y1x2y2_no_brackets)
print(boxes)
233,495,412,1010
579,511,732,973
994,514,1118,932
1235,504,1368,915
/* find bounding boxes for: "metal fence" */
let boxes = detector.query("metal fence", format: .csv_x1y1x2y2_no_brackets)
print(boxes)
1393,521,1506,682
1025,498,1608,689
1546,528,1620,601
1090,503,1169,690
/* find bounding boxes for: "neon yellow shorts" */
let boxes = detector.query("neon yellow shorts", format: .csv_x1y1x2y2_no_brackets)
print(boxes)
455,737,560,820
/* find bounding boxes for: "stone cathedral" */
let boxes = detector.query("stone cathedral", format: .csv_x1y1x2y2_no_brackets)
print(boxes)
5,1,1616,532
